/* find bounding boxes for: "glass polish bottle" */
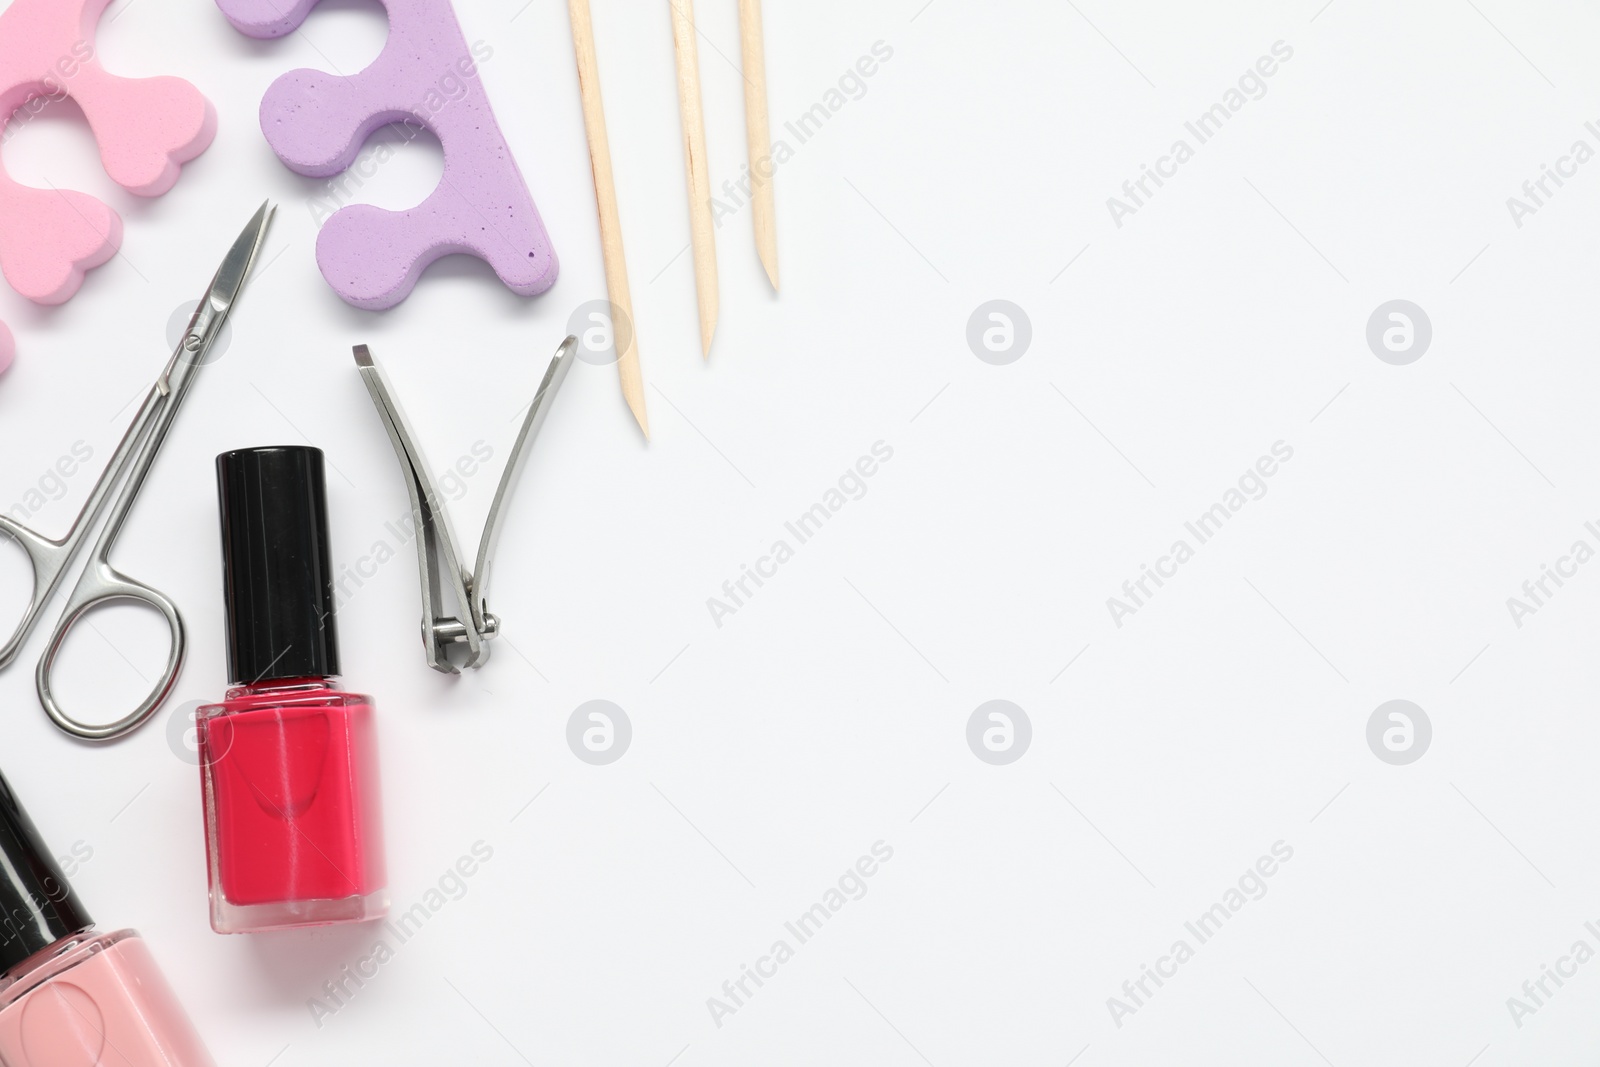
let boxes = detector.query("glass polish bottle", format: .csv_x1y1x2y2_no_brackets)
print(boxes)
198,446,389,934
0,769,213,1066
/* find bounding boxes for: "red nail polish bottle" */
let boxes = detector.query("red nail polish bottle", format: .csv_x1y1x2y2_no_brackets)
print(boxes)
198,447,388,934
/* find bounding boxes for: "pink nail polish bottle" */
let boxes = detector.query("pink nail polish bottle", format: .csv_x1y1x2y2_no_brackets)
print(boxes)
0,770,214,1066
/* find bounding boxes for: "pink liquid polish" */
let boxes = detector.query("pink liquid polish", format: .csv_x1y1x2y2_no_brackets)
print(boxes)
199,447,388,934
0,771,213,1066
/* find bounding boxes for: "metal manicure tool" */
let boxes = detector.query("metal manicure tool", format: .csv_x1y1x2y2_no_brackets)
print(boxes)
0,202,275,741
354,337,576,673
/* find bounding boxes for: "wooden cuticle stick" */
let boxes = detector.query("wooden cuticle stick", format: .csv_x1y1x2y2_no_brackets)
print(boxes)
738,0,778,290
569,0,650,438
670,0,718,357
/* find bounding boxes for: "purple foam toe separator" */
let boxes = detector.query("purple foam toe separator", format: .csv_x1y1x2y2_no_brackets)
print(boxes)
216,0,558,310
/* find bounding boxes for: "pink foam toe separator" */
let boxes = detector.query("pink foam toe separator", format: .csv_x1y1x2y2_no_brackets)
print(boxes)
0,185,122,304
84,77,218,196
0,0,213,368
217,0,558,309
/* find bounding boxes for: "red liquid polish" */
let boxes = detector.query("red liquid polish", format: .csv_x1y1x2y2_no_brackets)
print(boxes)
199,447,388,934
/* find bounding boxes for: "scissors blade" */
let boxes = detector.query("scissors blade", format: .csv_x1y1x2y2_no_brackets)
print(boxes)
207,200,274,313
164,201,275,386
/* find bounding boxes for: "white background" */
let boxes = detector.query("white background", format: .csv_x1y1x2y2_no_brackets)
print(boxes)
1,0,1599,1063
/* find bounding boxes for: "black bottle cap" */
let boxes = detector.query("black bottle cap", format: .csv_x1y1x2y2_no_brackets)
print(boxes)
216,446,341,685
0,769,93,974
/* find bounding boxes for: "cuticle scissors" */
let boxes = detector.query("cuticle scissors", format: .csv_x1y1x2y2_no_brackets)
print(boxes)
0,202,275,742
